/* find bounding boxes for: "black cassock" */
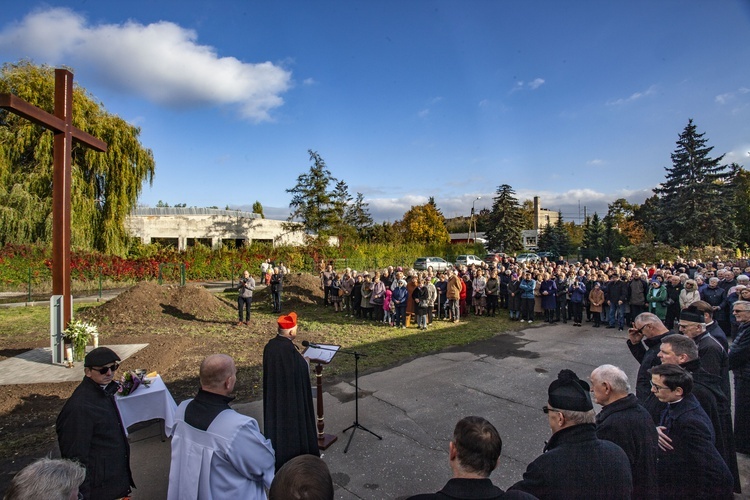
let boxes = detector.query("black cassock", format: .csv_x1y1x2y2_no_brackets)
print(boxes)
262,335,320,470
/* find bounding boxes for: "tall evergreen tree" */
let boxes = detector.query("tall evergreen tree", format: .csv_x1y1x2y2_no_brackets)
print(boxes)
251,201,265,218
537,211,571,256
601,215,623,260
286,150,338,234
0,61,155,255
344,192,374,237
485,184,524,253
730,164,750,250
653,119,736,247
581,213,604,260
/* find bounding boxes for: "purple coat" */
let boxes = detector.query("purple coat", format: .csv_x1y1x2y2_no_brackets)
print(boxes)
540,279,557,310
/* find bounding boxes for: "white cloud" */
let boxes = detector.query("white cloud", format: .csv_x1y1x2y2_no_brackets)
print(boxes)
417,108,430,118
587,159,604,166
528,78,545,90
238,187,659,225
606,85,657,106
510,78,545,93
724,145,750,166
715,87,750,105
0,8,292,122
302,77,316,86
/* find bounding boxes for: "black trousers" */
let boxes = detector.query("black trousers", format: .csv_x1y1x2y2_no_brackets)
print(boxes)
238,296,252,321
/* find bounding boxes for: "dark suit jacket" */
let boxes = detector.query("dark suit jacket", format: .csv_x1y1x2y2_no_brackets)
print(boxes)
509,424,632,500
407,478,537,499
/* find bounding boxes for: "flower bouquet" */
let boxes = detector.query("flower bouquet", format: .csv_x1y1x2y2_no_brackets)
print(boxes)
63,320,99,362
118,370,151,396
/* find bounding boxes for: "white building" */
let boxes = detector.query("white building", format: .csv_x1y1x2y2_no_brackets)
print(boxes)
125,208,308,250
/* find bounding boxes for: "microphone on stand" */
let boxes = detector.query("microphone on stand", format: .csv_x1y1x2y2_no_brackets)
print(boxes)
301,340,321,348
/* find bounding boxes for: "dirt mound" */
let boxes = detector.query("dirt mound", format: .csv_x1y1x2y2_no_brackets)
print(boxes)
255,272,324,307
82,281,234,325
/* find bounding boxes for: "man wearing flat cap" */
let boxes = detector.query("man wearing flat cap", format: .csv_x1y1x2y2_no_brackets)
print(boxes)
56,347,134,499
509,369,633,500
263,312,319,471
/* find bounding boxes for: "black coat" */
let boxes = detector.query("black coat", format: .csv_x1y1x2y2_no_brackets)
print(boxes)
509,424,632,500
56,376,134,500
682,360,741,493
407,478,536,500
730,322,750,454
627,333,668,423
693,331,730,398
706,321,729,352
262,335,319,471
657,394,734,500
595,394,659,500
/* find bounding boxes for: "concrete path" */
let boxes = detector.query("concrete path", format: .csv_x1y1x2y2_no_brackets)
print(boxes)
120,321,749,499
0,344,148,385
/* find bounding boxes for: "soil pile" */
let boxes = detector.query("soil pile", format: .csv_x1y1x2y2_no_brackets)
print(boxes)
255,272,324,307
82,281,234,325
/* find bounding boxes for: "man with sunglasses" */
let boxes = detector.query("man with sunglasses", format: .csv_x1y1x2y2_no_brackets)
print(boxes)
56,347,134,499
509,369,632,499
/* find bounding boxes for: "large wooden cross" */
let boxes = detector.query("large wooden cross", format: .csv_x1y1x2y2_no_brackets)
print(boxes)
0,69,107,332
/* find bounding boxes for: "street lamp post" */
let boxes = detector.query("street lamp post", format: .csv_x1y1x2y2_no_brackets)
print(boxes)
470,196,481,243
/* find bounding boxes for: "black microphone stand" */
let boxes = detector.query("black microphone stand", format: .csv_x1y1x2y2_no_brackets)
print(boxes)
305,342,383,452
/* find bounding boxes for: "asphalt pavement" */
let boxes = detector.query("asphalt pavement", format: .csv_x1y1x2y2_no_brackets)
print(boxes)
122,320,749,499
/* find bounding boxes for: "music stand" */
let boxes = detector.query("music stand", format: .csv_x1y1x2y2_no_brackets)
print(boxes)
303,343,340,449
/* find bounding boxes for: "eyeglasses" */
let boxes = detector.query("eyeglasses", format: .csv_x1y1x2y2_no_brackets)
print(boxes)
632,324,647,335
733,309,750,314
91,363,119,375
542,405,562,414
650,381,668,392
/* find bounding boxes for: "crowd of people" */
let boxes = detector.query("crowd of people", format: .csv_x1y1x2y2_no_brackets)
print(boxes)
8,255,750,499
316,256,750,334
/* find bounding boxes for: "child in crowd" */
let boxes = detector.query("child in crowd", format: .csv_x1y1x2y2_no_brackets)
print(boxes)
383,289,394,326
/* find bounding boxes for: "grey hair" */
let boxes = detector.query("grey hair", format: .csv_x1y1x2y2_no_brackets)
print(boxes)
4,458,85,500
591,364,630,394
559,409,596,425
634,312,661,327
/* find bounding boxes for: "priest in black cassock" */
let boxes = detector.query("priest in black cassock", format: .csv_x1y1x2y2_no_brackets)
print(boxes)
263,312,320,471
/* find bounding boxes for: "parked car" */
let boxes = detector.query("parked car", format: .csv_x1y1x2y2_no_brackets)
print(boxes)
454,254,483,268
484,253,507,265
515,253,540,264
413,257,453,272
536,251,558,260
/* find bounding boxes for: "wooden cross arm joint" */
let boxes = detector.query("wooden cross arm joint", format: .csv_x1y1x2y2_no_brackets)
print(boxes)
0,93,107,153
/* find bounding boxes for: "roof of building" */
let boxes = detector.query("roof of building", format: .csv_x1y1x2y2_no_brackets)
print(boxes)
132,207,261,218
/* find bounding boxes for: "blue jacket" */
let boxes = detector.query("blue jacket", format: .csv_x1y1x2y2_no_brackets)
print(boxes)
392,286,408,306
519,279,536,299
568,281,586,303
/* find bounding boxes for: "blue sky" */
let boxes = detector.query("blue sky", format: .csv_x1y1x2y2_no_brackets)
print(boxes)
1,1,749,223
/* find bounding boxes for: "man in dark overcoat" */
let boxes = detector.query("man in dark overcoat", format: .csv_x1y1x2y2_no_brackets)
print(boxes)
509,369,632,500
56,347,134,499
590,364,658,500
649,364,733,500
627,312,670,423
263,312,319,471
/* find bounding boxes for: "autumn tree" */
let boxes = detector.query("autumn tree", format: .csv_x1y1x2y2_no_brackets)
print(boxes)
0,60,155,255
653,119,736,247
485,184,524,252
395,202,450,244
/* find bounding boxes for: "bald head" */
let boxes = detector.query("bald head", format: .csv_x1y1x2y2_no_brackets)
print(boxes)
200,354,236,394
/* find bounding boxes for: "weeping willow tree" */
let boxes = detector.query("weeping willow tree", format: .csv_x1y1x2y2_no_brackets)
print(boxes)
0,60,155,255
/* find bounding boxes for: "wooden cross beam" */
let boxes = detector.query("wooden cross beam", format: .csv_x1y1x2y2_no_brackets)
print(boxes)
0,69,107,329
